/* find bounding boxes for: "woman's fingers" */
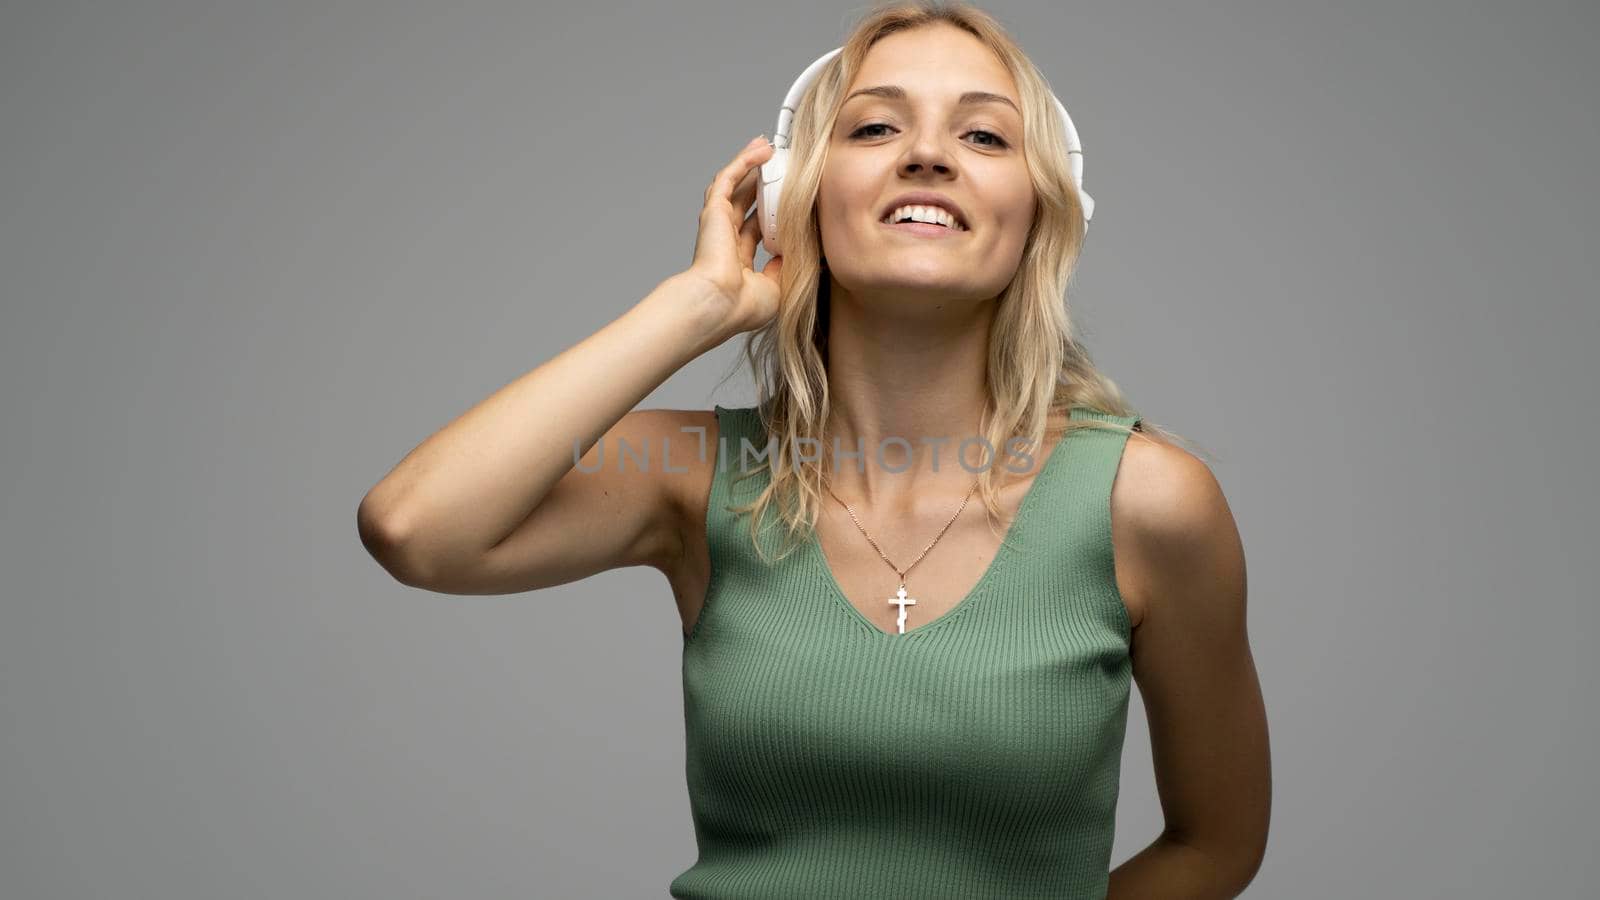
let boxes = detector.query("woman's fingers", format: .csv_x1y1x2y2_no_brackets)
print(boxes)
688,136,780,307
730,165,760,216
705,136,771,206
738,205,762,264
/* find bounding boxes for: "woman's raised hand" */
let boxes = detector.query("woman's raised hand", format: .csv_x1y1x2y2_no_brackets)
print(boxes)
683,135,784,337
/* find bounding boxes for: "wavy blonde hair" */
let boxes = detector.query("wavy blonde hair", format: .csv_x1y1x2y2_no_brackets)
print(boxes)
716,0,1198,564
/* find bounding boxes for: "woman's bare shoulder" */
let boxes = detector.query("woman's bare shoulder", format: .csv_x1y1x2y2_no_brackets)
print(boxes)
629,408,720,513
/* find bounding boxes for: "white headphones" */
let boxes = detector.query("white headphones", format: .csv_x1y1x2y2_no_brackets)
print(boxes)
756,46,1095,257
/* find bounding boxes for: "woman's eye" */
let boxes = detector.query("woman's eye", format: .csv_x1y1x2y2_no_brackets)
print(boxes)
966,129,1009,148
847,123,1009,148
850,123,894,139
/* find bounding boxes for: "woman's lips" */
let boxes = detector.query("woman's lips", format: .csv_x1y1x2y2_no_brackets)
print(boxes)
881,220,969,238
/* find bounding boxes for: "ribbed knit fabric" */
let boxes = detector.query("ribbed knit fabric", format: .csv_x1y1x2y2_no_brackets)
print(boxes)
671,404,1142,900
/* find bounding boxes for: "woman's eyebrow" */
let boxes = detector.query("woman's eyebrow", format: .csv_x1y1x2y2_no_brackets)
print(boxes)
843,84,1020,115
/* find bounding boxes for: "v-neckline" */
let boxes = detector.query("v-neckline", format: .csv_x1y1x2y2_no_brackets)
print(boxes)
804,420,1073,639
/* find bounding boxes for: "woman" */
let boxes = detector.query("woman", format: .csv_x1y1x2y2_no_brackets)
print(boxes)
358,2,1270,897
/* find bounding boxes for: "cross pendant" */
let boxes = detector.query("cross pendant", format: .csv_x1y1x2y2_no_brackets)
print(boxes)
887,583,918,634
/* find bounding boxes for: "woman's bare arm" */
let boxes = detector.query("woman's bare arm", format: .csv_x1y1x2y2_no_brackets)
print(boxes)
356,135,781,594
355,273,730,592
1107,440,1271,898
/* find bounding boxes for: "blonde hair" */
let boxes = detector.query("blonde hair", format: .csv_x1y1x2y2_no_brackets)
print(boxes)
716,0,1198,564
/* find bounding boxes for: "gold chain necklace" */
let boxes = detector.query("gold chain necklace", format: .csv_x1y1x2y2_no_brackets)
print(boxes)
822,475,982,634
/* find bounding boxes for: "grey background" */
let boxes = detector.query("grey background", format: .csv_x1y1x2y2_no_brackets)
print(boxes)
2,0,1594,897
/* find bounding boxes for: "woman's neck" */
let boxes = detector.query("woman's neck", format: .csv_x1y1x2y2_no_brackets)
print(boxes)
818,288,997,505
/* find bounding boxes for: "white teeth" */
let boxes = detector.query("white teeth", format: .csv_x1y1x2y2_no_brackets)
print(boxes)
881,204,966,230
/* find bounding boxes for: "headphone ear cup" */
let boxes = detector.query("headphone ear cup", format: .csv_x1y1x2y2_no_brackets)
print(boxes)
757,148,789,256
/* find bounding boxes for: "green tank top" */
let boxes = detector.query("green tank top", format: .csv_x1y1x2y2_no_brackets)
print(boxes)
671,404,1141,899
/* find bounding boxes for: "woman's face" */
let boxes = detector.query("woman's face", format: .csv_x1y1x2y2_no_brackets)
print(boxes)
817,24,1036,311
